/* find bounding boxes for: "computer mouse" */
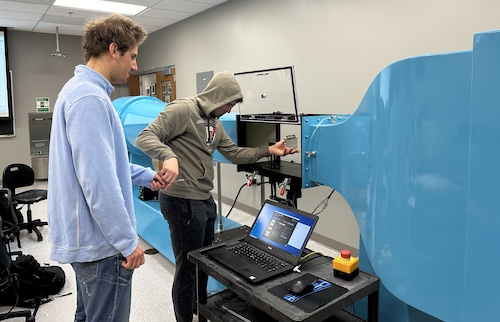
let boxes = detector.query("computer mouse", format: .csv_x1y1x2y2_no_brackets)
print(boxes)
289,280,314,295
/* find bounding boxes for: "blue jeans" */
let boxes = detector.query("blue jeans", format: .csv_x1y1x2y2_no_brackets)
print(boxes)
71,254,133,322
160,194,216,322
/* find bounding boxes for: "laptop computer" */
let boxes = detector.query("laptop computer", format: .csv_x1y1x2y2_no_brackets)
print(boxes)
205,200,318,284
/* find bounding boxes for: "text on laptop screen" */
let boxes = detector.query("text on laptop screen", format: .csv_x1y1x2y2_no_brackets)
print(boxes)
249,202,316,257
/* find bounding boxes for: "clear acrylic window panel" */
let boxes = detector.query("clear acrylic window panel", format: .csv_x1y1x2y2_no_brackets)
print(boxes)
235,66,299,123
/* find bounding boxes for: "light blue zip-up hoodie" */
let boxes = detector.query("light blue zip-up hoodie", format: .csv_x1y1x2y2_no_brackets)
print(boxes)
48,65,156,264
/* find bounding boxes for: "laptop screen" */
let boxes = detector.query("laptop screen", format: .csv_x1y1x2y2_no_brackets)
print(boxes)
247,201,318,260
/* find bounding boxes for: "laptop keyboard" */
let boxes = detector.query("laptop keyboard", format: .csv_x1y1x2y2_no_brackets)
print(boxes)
228,244,288,272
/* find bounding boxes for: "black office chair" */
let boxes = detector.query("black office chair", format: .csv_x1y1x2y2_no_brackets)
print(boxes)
2,164,47,242
0,188,22,252
0,217,35,321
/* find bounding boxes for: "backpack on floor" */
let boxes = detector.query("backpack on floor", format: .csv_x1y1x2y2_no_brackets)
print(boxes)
0,254,66,308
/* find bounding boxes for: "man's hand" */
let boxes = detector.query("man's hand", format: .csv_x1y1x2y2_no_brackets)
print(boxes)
160,158,179,189
268,139,300,157
122,244,145,270
150,173,167,191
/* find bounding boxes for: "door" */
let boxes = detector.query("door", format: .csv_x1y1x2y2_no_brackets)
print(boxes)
156,68,176,102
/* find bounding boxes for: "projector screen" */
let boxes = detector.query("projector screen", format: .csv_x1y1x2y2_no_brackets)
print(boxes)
0,27,14,136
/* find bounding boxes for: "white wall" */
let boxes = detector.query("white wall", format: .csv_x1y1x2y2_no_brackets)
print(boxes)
138,0,500,251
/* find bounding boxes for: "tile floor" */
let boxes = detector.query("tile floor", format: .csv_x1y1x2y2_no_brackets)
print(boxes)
1,180,339,321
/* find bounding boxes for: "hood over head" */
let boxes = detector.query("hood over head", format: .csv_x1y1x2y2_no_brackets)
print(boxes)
196,71,243,117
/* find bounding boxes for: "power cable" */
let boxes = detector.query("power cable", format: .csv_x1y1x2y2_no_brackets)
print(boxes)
225,183,247,218
225,180,269,218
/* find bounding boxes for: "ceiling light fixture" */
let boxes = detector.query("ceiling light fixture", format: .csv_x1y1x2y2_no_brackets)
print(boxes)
53,0,146,15
51,26,66,58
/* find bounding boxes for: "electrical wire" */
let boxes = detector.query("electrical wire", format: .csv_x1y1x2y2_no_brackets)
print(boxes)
293,251,324,273
311,188,335,215
225,183,247,218
299,251,322,262
225,180,270,218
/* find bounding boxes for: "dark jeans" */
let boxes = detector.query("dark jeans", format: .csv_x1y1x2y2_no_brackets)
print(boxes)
160,193,216,322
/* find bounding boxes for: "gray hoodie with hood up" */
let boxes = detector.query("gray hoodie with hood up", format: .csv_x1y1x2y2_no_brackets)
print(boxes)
136,71,269,200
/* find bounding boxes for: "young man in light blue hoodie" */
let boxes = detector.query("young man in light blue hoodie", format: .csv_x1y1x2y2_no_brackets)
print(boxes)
48,14,166,322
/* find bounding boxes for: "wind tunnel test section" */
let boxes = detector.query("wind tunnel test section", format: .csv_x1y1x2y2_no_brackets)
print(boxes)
231,66,309,205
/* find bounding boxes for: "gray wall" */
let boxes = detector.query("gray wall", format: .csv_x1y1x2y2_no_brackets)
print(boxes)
1,31,83,173
2,0,500,251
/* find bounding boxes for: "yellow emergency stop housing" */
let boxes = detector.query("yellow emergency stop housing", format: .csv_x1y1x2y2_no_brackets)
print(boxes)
333,250,359,281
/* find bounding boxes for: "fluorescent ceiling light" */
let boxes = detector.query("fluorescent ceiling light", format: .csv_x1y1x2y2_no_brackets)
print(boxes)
53,0,146,16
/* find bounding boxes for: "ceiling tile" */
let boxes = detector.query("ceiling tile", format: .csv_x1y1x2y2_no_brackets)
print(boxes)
0,0,229,35
152,0,213,14
0,0,48,13
139,8,192,21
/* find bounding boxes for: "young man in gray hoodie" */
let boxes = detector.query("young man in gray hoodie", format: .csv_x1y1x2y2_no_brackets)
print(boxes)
136,71,297,322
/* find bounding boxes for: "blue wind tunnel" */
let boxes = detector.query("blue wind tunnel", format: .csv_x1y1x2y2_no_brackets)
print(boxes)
113,95,167,167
